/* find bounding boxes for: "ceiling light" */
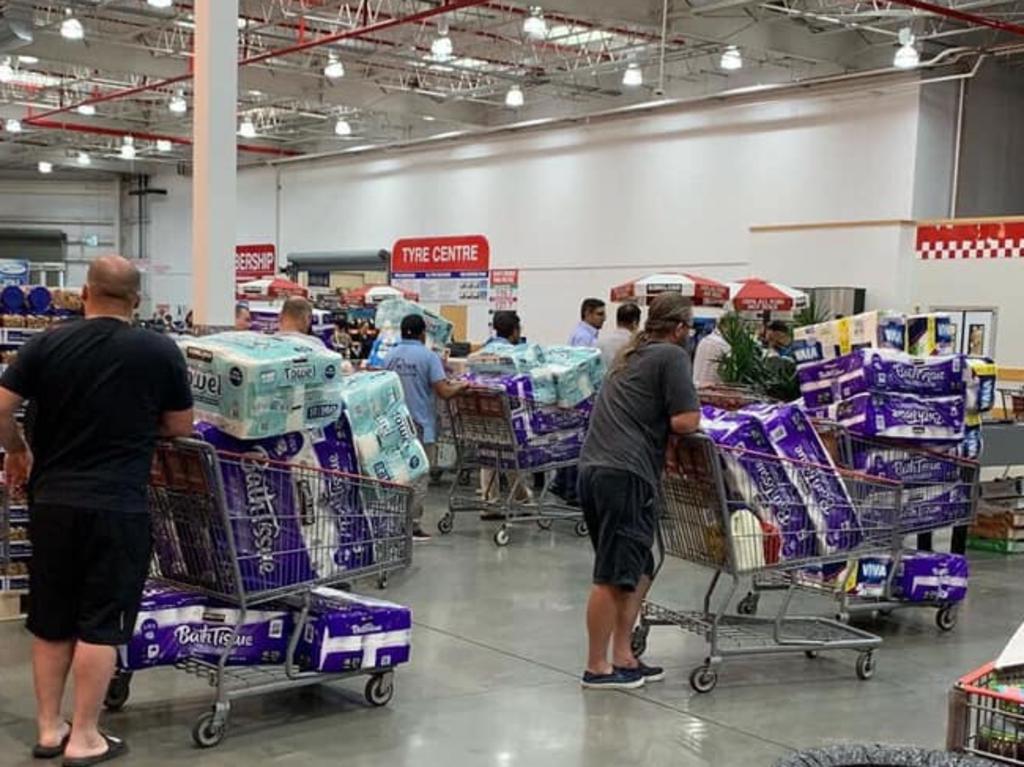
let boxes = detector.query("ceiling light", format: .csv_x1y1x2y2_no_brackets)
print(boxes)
431,33,454,62
5,118,21,133
77,103,96,116
894,27,919,69
720,45,742,71
147,0,173,7
156,139,172,152
168,90,187,114
523,7,547,40
422,114,436,121
505,85,524,108
0,58,13,83
38,161,52,174
120,135,136,160
238,117,257,139
61,11,85,41
334,117,352,137
323,53,345,80
18,55,38,65
622,62,642,87
76,151,91,166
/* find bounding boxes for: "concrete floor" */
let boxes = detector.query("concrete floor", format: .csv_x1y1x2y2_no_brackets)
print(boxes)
0,490,1019,767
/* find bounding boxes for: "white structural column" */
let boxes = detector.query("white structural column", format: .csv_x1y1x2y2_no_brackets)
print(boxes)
191,0,238,326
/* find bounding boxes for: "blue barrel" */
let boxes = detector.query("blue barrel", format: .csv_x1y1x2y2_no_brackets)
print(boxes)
1,285,25,313
26,286,51,314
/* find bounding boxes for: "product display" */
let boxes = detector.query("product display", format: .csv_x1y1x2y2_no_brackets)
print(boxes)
179,331,344,439
792,310,906,365
964,357,997,414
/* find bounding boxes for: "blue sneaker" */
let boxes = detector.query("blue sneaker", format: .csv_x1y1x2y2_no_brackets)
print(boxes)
581,667,645,690
615,662,665,683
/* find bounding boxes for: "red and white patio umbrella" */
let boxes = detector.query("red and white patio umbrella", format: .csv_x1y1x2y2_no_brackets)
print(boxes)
726,278,808,313
237,277,308,300
609,273,730,307
343,284,419,305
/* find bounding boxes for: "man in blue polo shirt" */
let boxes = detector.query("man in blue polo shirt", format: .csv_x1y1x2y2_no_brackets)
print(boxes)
386,314,467,541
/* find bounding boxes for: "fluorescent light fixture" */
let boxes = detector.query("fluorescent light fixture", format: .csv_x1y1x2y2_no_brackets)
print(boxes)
121,135,136,160
18,55,38,64
168,90,187,114
720,45,742,71
894,28,919,69
38,161,52,174
77,103,96,116
622,62,642,87
431,33,453,62
5,118,21,133
147,0,173,7
238,117,257,139
523,7,547,40
323,53,345,79
61,13,85,41
76,151,91,166
334,118,352,136
422,114,437,121
505,85,524,108
156,139,172,152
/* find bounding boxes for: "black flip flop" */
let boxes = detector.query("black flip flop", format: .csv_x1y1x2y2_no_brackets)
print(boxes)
32,723,71,759
62,733,128,767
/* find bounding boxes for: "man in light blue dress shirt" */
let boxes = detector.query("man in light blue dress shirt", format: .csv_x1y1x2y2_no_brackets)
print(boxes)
568,298,607,347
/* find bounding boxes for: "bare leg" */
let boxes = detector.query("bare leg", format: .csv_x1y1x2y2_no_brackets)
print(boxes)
64,642,117,760
612,575,652,668
585,584,621,675
32,637,74,747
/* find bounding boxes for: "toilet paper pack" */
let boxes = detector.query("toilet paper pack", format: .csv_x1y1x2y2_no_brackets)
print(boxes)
893,550,968,603
901,482,973,529
468,343,546,376
799,350,964,408
542,346,606,408
907,313,956,357
477,427,585,470
850,441,961,484
836,392,965,441
460,372,590,442
374,298,454,351
180,332,344,439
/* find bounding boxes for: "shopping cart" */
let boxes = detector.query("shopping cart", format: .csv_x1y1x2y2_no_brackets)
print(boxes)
104,438,413,748
948,662,1024,763
440,387,587,547
632,433,899,693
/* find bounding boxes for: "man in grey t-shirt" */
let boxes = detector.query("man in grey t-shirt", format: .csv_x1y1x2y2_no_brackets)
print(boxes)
577,292,701,690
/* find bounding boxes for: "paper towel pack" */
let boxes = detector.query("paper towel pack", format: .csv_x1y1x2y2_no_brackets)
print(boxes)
542,346,606,408
836,391,965,441
179,332,344,439
792,311,906,365
965,358,996,414
467,342,546,376
374,298,453,351
907,313,956,357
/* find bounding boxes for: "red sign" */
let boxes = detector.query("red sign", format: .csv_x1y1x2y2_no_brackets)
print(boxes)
235,243,277,286
489,269,518,286
917,221,1024,260
392,235,490,275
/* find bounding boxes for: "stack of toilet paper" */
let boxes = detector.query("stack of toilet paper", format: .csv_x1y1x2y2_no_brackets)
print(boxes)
370,298,454,367
477,427,586,470
179,332,344,440
467,342,546,376
338,371,430,486
542,346,606,408
792,311,908,365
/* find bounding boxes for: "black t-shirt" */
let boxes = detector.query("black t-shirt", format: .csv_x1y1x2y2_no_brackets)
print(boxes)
580,341,700,489
0,317,193,513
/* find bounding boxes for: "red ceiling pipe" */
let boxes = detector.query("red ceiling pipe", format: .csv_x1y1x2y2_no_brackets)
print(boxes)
885,0,1024,37
26,0,490,125
26,118,300,156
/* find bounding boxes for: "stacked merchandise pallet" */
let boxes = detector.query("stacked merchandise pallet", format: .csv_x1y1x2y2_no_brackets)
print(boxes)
969,481,1024,553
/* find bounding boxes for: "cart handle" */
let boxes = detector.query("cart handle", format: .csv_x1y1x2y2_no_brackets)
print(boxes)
955,660,1024,706
209,447,415,492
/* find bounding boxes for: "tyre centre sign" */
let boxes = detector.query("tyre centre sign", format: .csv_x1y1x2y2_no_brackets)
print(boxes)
391,235,491,304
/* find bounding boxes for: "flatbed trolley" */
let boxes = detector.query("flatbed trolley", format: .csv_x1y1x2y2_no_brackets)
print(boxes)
737,430,980,632
632,434,899,693
104,439,413,748
949,662,1024,763
440,387,587,547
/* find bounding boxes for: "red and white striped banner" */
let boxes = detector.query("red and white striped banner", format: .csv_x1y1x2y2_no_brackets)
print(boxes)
917,221,1024,260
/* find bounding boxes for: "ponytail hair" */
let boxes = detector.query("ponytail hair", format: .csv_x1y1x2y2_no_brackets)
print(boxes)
610,293,694,376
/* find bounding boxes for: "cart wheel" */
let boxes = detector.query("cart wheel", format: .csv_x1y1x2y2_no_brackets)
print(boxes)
936,606,958,632
365,672,395,707
493,526,510,547
192,710,227,749
377,573,389,590
689,666,718,694
437,514,454,535
804,650,819,660
537,518,553,531
736,593,759,616
631,625,650,659
103,671,132,711
855,651,876,681
834,612,850,625
574,520,588,537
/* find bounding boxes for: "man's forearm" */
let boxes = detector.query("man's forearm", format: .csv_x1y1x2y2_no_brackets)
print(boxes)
0,412,27,454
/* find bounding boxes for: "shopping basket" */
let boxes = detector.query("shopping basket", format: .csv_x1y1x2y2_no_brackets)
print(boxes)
105,438,413,748
633,433,899,693
949,662,1024,763
441,387,587,547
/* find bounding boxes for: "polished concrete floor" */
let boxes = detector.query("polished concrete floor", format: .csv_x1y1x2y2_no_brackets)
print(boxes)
0,489,1019,766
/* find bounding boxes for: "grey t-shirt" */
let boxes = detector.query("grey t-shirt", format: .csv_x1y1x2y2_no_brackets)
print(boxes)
580,341,700,489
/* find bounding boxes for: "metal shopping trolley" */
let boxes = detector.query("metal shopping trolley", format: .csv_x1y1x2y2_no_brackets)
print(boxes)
632,434,899,693
104,439,413,748
948,662,1024,763
439,387,587,547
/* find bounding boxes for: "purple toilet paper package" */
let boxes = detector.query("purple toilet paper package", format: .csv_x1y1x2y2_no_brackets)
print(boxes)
850,442,961,484
478,427,585,470
701,407,815,560
901,482,973,529
460,373,593,444
798,354,865,408
893,550,968,603
836,391,965,441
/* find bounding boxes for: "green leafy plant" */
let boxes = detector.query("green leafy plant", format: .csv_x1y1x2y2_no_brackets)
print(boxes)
793,295,830,329
715,312,800,403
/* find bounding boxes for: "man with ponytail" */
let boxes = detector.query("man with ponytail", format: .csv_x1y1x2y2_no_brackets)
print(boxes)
577,292,701,690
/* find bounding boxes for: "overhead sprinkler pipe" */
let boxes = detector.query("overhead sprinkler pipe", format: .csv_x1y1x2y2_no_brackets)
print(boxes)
884,0,1024,37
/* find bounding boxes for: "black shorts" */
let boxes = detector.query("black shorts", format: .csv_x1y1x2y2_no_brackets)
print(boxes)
577,467,656,591
27,504,152,645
